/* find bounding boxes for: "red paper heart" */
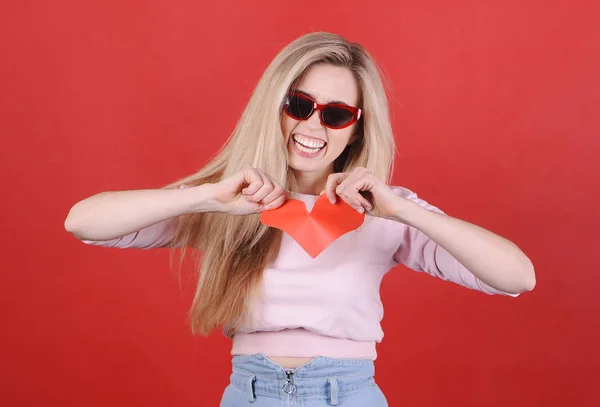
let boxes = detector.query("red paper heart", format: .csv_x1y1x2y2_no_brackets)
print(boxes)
260,194,365,258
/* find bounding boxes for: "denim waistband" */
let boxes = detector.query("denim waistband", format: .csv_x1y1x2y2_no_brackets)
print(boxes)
229,353,376,404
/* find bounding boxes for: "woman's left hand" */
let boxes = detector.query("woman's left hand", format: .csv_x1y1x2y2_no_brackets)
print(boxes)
323,167,409,220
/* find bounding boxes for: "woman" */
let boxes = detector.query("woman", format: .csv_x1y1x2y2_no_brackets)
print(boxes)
65,32,535,406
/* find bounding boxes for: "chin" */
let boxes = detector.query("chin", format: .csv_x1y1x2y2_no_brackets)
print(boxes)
287,159,320,174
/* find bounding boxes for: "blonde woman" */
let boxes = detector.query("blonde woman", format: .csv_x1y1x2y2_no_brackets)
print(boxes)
65,32,535,406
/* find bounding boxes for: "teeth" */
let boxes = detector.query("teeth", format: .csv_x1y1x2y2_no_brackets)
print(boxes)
295,140,321,155
293,134,325,149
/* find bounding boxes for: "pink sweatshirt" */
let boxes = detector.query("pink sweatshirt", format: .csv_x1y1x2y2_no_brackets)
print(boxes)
82,186,518,360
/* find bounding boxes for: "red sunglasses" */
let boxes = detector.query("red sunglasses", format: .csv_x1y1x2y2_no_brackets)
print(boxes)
282,91,363,130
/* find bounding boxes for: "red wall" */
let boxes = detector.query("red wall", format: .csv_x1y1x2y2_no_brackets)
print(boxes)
1,1,598,406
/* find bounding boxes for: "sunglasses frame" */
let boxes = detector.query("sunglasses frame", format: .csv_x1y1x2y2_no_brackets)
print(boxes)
283,91,363,130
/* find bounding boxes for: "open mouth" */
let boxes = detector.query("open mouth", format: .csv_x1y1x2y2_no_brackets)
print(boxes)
292,134,326,155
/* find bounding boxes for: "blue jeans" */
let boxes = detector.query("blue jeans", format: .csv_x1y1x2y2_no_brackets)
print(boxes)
220,353,388,406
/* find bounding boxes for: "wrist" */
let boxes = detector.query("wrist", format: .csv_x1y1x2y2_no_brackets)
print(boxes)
181,183,222,214
389,198,423,226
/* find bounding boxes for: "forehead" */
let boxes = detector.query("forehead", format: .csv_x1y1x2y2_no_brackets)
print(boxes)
294,64,359,106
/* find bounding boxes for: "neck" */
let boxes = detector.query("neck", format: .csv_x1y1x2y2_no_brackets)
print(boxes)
291,166,333,195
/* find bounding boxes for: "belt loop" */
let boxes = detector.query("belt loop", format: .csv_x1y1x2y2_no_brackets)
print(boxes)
327,377,339,405
247,374,256,403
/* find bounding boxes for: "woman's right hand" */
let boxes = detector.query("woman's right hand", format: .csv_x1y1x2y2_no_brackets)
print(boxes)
206,168,287,215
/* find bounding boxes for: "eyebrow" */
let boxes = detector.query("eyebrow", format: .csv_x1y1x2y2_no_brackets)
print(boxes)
293,89,350,106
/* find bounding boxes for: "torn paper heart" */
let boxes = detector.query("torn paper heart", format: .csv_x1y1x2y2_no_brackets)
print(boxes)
260,194,365,258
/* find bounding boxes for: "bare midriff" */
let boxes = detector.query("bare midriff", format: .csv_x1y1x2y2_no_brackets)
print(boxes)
267,356,317,369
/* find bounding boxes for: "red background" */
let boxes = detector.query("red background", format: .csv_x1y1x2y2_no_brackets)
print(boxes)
1,1,599,406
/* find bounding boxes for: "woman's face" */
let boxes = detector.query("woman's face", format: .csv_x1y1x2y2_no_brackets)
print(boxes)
281,63,360,178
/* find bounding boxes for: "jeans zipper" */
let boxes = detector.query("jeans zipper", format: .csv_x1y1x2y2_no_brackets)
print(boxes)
283,369,296,406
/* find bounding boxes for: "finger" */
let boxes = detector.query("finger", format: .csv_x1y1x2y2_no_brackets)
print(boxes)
352,189,374,212
348,201,365,214
348,198,368,214
248,170,274,202
263,194,287,210
336,180,372,213
259,172,287,205
360,190,375,207
335,185,362,213
346,183,372,210
240,168,264,195
333,169,361,198
261,183,286,206
325,173,348,204
355,194,373,211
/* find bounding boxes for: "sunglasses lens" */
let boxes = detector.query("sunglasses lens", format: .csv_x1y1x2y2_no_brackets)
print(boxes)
285,95,313,119
322,107,355,128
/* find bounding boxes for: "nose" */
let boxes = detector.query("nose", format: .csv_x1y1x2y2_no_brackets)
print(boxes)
305,106,325,130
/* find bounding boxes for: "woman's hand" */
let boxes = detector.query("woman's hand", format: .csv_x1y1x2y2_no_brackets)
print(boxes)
324,167,408,220
206,167,287,215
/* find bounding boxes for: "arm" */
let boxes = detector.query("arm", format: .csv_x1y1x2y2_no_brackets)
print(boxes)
392,188,535,295
64,184,218,248
64,167,289,249
323,169,535,296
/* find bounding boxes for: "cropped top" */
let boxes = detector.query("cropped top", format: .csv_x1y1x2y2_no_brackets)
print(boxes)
82,186,518,360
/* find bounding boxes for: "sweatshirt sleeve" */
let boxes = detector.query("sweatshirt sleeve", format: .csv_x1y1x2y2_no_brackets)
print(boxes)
81,184,187,250
81,217,180,249
390,186,519,297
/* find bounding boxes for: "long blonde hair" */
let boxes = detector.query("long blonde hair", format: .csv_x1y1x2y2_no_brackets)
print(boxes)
164,32,396,336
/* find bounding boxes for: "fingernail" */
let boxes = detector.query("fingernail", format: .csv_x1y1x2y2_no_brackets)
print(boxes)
358,207,364,214
329,197,335,204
